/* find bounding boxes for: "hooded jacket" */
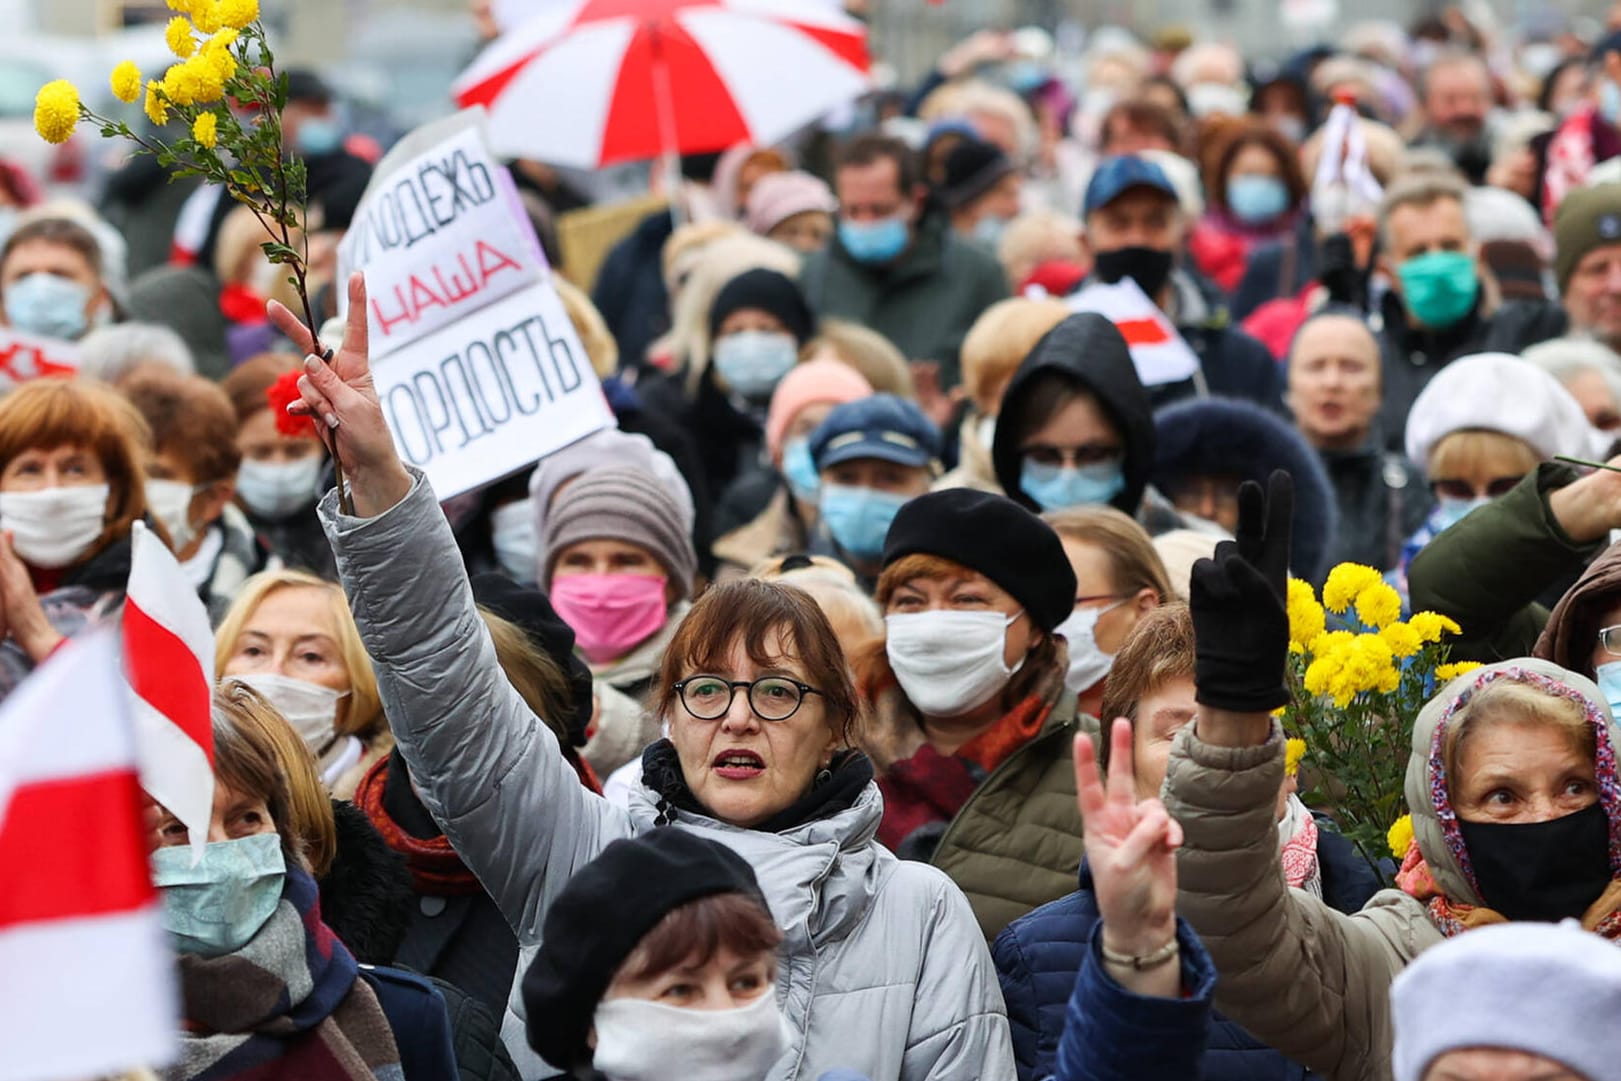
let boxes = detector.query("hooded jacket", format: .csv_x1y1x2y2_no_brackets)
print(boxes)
993,314,1155,519
1162,658,1621,1081
1537,542,1621,678
319,470,1014,1081
1150,398,1339,583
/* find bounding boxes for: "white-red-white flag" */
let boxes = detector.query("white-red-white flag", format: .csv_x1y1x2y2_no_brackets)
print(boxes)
123,520,215,860
0,630,178,1081
1067,277,1204,388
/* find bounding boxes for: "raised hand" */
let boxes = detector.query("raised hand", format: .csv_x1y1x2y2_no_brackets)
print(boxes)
267,272,412,518
1190,470,1293,714
0,531,60,663
1075,721,1181,968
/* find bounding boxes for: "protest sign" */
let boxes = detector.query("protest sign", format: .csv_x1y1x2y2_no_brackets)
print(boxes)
340,110,613,499
0,328,77,388
1066,278,1202,387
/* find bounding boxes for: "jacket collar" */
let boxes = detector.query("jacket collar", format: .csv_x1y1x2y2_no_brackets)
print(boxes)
832,212,948,284
1377,288,1486,362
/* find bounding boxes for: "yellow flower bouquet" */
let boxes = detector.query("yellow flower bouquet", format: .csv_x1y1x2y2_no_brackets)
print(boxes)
33,0,349,507
1283,564,1477,869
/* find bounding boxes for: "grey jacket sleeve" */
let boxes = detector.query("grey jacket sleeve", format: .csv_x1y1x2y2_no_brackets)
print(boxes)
899,865,1018,1081
320,470,633,942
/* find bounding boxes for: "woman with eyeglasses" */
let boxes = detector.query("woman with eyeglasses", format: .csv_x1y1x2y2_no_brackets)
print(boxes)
275,276,1015,1081
852,487,1095,940
991,313,1196,536
1394,352,1604,604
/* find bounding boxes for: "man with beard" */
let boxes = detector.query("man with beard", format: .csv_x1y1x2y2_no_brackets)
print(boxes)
1414,51,1495,184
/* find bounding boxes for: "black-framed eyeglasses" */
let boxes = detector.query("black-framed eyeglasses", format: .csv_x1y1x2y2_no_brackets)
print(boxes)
1020,443,1124,469
1599,625,1621,658
673,675,823,722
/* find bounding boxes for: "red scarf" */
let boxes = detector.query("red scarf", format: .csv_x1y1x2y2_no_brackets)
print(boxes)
1395,842,1621,939
353,757,483,896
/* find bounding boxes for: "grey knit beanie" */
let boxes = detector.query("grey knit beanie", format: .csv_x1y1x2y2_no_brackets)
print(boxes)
1391,920,1621,1081
542,466,697,599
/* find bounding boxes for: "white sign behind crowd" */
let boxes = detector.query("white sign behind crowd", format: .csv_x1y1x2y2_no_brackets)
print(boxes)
338,109,613,499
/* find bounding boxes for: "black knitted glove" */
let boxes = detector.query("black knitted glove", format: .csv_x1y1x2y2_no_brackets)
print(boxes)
1318,232,1368,310
1191,471,1293,713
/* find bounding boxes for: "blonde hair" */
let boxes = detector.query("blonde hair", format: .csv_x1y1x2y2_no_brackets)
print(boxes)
554,276,618,379
661,221,744,296
218,679,338,876
1044,505,1175,603
802,319,916,399
997,211,1084,292
215,570,386,742
1427,429,1541,481
213,204,304,311
1444,678,1595,788
748,555,883,642
960,297,1071,407
917,79,1036,158
671,233,801,391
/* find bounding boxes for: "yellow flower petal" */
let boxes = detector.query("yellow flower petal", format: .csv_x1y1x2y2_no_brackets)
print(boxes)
192,0,223,33
143,80,170,126
110,60,142,104
165,16,197,58
216,0,259,29
1284,738,1306,777
1435,661,1482,682
1323,563,1381,614
1380,621,1422,659
192,110,217,149
1410,611,1462,644
1354,581,1402,630
1287,577,1327,656
33,79,80,145
1387,814,1414,859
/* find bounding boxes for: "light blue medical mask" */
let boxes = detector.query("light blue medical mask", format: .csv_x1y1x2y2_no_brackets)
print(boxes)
1597,661,1621,717
782,437,820,503
150,833,286,957
972,215,1011,249
295,117,343,157
5,272,91,341
1433,494,1491,533
712,330,798,401
820,484,909,561
1020,459,1126,511
1226,174,1290,225
838,216,910,264
1604,80,1621,126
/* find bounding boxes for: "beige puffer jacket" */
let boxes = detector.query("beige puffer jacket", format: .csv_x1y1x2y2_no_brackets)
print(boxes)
1162,657,1621,1081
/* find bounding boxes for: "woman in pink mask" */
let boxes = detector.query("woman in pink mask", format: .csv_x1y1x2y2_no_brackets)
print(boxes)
542,465,699,778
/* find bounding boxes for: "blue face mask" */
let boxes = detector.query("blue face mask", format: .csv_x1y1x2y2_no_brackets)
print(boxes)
1597,661,1621,717
972,214,1010,249
1433,494,1491,533
5,272,91,341
1020,459,1126,511
150,833,286,957
820,483,910,561
782,437,820,503
838,216,910,265
1226,174,1290,225
295,117,343,157
1603,80,1621,126
712,330,798,401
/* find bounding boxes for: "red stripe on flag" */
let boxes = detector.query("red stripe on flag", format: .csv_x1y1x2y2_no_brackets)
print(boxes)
1114,317,1172,346
778,21,869,71
456,45,548,110
122,599,212,766
599,22,749,165
0,769,155,928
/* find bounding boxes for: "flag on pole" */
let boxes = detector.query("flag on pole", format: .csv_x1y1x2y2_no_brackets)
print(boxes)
1067,277,1204,388
123,520,215,860
0,630,178,1081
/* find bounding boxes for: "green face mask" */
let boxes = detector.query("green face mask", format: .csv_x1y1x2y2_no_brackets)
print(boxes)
1397,249,1479,329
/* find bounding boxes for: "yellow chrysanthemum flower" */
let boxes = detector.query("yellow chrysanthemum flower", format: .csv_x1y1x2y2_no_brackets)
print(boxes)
1409,610,1462,644
1308,629,1354,656
1435,661,1483,682
1284,738,1306,777
33,79,80,145
1287,577,1327,654
166,0,197,12
168,53,225,105
1387,814,1414,858
162,63,195,106
1379,621,1422,659
1322,563,1382,614
143,80,169,126
192,110,218,148
165,16,197,57
109,61,142,104
1354,581,1402,630
192,0,223,34
216,0,259,29
201,30,238,81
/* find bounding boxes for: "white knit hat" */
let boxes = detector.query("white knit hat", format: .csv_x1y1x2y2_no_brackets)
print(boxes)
1391,921,1621,1081
1403,352,1605,468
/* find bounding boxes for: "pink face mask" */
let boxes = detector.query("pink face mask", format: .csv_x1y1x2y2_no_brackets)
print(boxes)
550,573,670,664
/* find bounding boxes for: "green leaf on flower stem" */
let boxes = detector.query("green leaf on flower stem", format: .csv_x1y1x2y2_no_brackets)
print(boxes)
262,241,301,264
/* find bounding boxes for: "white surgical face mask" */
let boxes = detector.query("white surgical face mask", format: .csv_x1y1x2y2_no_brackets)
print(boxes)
236,457,322,521
591,991,791,1081
885,609,1024,717
226,673,349,765
1055,601,1124,694
146,478,200,552
489,498,537,584
0,483,110,569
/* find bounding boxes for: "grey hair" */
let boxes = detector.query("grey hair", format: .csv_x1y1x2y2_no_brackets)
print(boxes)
1521,336,1621,409
77,322,195,382
1417,48,1491,104
1377,172,1471,253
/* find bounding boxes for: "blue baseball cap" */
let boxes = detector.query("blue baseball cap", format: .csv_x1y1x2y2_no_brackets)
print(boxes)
809,393,941,471
1083,155,1178,216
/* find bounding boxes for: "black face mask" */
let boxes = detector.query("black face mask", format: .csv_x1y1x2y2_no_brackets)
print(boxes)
1093,246,1174,299
1456,802,1613,922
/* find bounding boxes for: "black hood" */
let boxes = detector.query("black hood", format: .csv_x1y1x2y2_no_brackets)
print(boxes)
1150,397,1339,582
992,313,1153,515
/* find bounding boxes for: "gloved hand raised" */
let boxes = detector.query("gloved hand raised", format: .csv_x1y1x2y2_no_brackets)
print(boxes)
1190,470,1293,714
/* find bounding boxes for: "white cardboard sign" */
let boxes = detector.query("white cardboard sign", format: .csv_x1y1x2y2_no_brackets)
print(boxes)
0,329,77,387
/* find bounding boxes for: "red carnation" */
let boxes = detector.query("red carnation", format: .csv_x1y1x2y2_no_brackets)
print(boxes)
267,369,316,438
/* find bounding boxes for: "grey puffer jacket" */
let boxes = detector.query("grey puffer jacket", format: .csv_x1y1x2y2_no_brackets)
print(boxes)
320,470,1015,1081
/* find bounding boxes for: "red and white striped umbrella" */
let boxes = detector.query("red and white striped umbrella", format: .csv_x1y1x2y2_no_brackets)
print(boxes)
454,0,871,169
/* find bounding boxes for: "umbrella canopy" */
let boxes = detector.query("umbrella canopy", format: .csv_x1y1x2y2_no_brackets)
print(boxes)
454,0,871,169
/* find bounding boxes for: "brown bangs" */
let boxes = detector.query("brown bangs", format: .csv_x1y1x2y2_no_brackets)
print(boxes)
656,579,860,744
615,892,782,984
874,553,972,610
